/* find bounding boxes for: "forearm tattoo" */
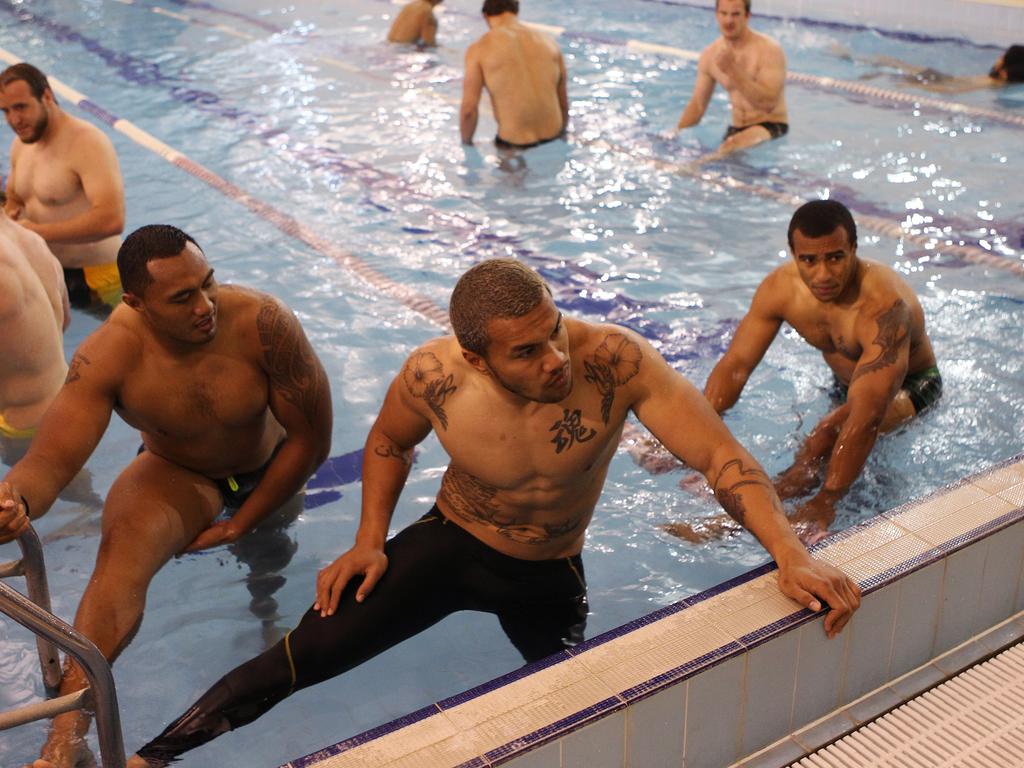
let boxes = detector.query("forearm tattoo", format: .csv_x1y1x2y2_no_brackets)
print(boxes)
849,300,910,385
65,353,90,384
713,459,773,528
440,466,582,545
373,443,412,466
583,334,642,424
549,408,596,454
403,352,457,430
257,300,329,419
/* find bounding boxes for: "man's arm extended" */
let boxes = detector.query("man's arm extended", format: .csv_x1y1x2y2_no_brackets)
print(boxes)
16,128,125,245
816,299,911,505
704,275,783,413
0,343,117,542
630,329,861,637
314,348,436,616
676,51,717,130
185,297,333,551
460,44,485,144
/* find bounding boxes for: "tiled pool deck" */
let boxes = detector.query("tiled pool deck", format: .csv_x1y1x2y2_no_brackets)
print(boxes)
282,455,1024,768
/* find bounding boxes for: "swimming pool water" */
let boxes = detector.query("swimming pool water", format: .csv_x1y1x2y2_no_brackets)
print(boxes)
0,0,1021,765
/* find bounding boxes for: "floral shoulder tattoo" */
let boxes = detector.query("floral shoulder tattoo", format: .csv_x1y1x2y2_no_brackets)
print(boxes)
403,351,457,430
583,333,642,424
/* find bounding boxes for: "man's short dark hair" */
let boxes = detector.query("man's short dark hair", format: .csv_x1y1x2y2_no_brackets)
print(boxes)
0,62,55,102
1001,44,1024,83
787,200,858,251
118,224,201,296
449,259,550,356
715,0,751,13
482,0,518,17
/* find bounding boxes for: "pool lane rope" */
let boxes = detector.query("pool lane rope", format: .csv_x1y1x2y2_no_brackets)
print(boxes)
1,39,1019,280
0,47,452,330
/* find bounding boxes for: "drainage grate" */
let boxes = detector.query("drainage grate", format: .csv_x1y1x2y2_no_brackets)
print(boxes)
792,643,1024,767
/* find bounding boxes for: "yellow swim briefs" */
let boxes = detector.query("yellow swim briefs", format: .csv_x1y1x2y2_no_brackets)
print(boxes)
83,261,123,307
0,412,36,440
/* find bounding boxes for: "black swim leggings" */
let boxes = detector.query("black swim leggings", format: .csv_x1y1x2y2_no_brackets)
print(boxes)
135,507,588,765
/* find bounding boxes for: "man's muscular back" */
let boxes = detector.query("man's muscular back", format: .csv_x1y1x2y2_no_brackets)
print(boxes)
0,221,66,426
474,21,565,144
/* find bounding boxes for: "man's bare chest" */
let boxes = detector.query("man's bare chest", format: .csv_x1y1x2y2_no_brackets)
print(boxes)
16,150,81,207
117,355,270,439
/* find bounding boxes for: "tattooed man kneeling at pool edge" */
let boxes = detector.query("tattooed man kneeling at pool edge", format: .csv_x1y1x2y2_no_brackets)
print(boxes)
124,258,860,767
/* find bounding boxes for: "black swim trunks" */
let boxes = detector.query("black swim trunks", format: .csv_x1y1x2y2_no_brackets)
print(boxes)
136,441,283,509
724,121,789,141
135,505,589,764
494,131,565,150
831,366,943,414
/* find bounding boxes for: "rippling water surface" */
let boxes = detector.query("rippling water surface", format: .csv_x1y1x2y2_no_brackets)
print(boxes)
0,0,1021,764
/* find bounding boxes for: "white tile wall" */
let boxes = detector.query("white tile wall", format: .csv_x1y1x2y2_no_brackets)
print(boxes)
562,709,626,768
682,656,745,768
625,684,686,768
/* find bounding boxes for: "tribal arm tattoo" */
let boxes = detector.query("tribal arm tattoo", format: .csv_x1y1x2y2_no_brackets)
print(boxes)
583,333,642,424
713,458,774,528
849,300,910,385
257,299,330,422
439,466,583,545
402,351,457,430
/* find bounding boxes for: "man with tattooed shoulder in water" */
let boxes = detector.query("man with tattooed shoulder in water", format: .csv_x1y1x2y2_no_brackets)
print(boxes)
678,200,940,544
123,257,859,767
0,224,332,768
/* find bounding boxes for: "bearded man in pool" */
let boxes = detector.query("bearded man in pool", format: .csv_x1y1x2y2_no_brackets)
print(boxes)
118,258,859,767
0,224,332,768
660,200,941,545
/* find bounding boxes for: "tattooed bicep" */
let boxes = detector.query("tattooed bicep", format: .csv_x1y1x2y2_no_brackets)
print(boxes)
851,299,911,384
257,298,328,418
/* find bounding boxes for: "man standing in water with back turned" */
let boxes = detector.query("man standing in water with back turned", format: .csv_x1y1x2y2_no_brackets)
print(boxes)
0,62,125,309
0,190,68,464
387,0,444,47
460,0,569,149
675,0,788,156
0,224,332,768
122,258,859,767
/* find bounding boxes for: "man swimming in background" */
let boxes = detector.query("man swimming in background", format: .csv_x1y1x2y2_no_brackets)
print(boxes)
0,62,125,309
0,190,68,465
0,224,332,768
387,0,443,47
844,43,1024,94
675,200,940,543
120,258,859,767
460,0,569,149
675,0,788,156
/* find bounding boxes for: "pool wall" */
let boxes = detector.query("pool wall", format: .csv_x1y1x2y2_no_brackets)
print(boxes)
684,0,1024,47
284,456,1024,768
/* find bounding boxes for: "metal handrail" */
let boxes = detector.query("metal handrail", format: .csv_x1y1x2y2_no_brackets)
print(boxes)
0,526,61,688
0,528,126,768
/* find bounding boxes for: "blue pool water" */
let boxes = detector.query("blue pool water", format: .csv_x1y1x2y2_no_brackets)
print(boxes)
0,0,1022,765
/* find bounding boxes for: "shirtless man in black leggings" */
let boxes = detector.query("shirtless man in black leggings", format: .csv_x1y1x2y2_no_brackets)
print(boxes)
122,258,859,767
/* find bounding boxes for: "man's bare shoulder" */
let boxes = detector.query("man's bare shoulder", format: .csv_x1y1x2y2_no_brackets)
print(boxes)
856,259,920,312
71,306,144,380
751,261,797,310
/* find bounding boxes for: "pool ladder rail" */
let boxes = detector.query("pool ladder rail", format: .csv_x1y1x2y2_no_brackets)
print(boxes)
0,525,127,768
